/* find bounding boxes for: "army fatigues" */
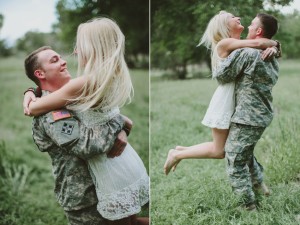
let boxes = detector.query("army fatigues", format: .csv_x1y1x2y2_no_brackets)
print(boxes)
32,92,124,225
214,48,279,205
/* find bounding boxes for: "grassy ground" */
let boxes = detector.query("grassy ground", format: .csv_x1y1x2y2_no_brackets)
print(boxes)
0,55,149,225
150,59,300,225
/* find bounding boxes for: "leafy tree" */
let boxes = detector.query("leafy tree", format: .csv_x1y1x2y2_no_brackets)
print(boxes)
0,40,12,57
0,14,12,57
0,14,3,30
55,0,149,68
151,0,293,79
15,31,63,54
151,0,202,79
279,10,300,58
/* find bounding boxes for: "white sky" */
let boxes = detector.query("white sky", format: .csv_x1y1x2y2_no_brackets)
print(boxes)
274,0,300,14
0,0,58,46
0,0,300,46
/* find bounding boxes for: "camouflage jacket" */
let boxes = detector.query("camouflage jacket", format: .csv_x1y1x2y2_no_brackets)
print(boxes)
214,48,279,127
32,92,124,211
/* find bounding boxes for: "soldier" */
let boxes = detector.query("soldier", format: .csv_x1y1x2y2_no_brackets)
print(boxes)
214,13,280,210
23,46,131,225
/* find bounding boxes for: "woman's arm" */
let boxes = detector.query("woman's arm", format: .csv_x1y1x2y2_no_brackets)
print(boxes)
28,76,86,116
218,38,277,58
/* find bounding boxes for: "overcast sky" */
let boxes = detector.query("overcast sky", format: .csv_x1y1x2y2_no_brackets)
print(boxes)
0,0,300,46
0,0,58,46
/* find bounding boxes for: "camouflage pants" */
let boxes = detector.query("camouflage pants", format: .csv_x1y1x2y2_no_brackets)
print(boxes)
65,204,108,225
225,123,266,205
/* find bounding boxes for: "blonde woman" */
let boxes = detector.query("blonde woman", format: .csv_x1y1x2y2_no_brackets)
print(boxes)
164,11,279,177
26,18,149,225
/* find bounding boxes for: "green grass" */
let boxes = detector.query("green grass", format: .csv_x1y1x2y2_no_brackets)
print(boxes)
150,59,300,225
0,55,149,225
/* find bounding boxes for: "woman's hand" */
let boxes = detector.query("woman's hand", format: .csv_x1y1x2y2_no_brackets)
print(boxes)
23,91,37,116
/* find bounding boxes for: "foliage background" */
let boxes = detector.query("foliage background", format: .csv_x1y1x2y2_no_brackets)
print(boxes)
151,0,300,78
0,0,149,68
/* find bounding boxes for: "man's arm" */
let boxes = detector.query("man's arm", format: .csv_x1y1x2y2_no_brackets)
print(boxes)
106,116,132,158
55,114,130,159
214,48,255,84
44,112,130,160
32,117,58,153
106,130,128,158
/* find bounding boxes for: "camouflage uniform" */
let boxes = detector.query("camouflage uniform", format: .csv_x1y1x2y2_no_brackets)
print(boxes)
32,92,124,225
214,48,279,205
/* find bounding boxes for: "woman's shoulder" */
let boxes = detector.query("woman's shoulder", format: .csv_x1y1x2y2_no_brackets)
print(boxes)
216,39,234,59
63,76,86,92
70,76,86,85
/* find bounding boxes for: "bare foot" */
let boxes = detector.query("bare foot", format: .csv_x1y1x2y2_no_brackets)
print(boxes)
164,149,180,175
170,146,188,171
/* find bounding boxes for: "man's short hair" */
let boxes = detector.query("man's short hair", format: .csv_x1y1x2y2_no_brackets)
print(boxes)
257,13,278,39
24,46,52,86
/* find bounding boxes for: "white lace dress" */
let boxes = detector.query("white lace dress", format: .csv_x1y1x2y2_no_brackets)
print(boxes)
75,108,149,220
201,49,235,129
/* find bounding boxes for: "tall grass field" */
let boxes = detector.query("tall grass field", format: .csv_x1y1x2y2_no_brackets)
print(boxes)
0,55,149,225
150,59,300,225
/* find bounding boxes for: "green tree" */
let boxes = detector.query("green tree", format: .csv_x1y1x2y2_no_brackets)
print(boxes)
0,14,3,30
15,31,63,54
151,0,293,79
279,10,300,58
0,14,12,57
151,0,202,79
55,0,149,68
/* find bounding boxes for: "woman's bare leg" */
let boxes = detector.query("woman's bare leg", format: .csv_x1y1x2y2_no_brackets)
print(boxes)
164,128,229,175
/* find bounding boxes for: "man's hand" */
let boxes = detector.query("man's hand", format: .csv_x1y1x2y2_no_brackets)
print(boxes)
122,115,133,136
107,130,128,158
23,91,37,116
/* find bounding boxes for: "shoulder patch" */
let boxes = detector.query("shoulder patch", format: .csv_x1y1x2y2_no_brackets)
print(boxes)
52,110,72,121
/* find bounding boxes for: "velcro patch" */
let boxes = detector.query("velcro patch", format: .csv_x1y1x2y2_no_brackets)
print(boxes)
52,110,72,121
61,122,74,135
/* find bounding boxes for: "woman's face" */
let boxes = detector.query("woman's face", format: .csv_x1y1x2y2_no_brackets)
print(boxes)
227,14,244,34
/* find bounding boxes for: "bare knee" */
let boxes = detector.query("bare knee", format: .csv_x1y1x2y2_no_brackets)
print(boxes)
212,147,225,159
217,151,225,159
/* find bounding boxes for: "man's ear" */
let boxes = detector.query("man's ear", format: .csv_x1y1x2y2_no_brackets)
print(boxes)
34,70,45,79
257,27,263,36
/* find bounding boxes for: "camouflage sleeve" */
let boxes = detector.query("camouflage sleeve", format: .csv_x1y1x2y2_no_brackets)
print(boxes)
40,110,124,160
67,114,125,160
43,112,80,148
214,48,256,84
32,117,57,152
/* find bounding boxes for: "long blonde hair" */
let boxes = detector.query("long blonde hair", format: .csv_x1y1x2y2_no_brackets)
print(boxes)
197,11,232,69
69,17,133,111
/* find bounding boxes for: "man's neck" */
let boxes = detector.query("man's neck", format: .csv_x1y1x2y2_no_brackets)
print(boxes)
40,83,59,92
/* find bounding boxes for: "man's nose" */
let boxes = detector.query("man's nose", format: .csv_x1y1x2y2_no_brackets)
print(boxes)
61,59,67,66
